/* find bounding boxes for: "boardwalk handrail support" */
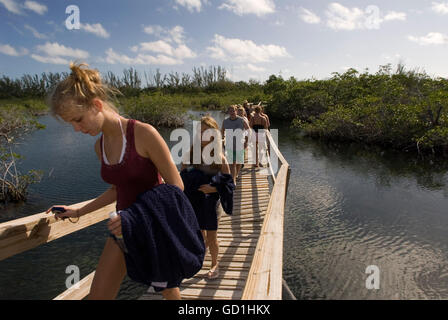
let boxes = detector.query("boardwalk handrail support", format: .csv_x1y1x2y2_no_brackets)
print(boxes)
241,130,290,299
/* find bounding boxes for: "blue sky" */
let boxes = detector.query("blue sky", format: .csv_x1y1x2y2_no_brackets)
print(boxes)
1,0,448,83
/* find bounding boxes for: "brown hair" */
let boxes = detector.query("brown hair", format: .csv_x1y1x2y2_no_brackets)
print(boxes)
254,106,261,113
47,62,121,118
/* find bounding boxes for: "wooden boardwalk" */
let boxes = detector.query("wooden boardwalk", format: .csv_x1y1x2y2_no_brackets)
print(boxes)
140,164,271,300
0,131,289,300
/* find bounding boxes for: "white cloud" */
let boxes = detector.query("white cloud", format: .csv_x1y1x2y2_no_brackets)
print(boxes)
175,0,204,13
143,25,185,44
24,24,48,39
30,54,69,65
81,23,110,38
207,34,290,63
299,7,321,24
0,0,47,15
23,0,47,15
0,0,22,14
104,48,182,65
408,32,448,45
173,44,197,59
219,0,275,17
139,40,174,55
325,3,406,31
143,25,165,37
0,43,28,56
105,25,196,66
36,42,89,59
325,3,366,30
383,11,406,21
31,42,89,64
169,25,186,44
431,1,448,14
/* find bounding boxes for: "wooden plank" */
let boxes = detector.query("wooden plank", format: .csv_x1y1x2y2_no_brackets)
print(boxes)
181,278,246,290
0,201,116,262
202,260,252,270
54,271,94,300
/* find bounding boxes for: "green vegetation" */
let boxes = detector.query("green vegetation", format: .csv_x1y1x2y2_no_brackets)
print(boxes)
0,99,45,203
265,64,448,156
0,66,266,128
1,63,447,157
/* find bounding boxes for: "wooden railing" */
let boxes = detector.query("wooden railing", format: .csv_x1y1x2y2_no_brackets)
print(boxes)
0,129,290,300
241,130,290,299
0,200,115,299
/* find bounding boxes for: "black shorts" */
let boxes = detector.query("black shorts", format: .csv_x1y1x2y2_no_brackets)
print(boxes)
196,196,221,231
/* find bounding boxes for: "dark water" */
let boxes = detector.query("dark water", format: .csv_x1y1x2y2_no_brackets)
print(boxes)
1,110,448,299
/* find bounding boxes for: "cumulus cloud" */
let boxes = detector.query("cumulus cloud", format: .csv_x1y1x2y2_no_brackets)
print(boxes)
31,42,89,64
143,25,185,44
104,48,182,65
206,34,290,63
431,1,448,14
23,0,47,15
30,55,69,65
299,7,321,24
105,25,196,66
325,2,406,30
326,3,368,30
383,11,406,21
408,32,448,45
139,40,174,55
175,0,205,13
0,43,28,56
81,23,110,38
219,0,275,17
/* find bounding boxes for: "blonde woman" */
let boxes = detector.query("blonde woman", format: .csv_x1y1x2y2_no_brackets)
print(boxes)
46,63,187,300
181,116,234,279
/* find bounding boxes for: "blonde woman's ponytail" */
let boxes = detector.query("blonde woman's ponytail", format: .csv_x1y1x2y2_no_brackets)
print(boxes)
48,62,121,117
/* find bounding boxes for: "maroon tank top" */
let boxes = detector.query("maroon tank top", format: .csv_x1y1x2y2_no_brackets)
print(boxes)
100,119,162,211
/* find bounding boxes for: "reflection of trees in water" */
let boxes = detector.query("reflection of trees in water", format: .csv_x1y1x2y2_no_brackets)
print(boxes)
276,121,448,192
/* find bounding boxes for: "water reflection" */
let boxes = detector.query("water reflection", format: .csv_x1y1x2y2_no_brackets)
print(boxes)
278,122,448,299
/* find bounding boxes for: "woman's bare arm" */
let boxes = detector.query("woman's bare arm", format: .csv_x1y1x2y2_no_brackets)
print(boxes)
135,122,184,191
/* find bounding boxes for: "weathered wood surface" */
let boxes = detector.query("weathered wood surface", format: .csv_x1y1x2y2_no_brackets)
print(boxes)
0,201,116,262
140,164,271,300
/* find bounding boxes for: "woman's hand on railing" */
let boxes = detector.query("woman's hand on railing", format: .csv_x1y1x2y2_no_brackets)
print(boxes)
108,213,123,237
46,206,79,221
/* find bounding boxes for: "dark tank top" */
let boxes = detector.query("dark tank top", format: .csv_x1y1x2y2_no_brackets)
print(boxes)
100,119,162,211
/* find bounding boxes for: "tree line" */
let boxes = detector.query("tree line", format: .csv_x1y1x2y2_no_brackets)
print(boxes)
264,63,448,155
0,65,261,98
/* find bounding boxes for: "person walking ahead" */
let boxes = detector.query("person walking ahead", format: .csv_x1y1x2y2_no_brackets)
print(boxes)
221,105,249,183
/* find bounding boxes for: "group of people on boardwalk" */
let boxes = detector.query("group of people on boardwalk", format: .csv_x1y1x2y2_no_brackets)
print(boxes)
221,102,271,182
46,63,271,300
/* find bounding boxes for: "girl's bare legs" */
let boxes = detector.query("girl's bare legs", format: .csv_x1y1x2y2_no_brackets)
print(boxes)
89,238,182,300
88,237,126,300
162,287,181,300
206,231,219,274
